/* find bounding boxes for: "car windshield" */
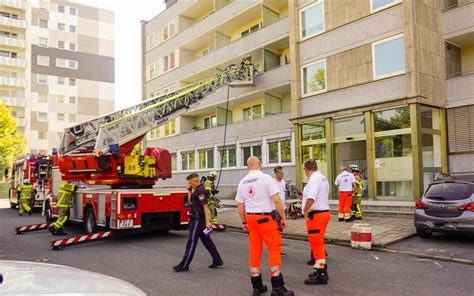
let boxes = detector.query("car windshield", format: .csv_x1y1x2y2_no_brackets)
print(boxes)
425,182,474,201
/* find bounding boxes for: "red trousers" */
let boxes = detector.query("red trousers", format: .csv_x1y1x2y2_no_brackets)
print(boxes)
338,191,352,219
246,214,281,275
306,211,330,266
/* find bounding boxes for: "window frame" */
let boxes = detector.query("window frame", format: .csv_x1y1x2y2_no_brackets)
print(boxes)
69,78,76,86
69,7,77,16
198,148,214,169
57,40,65,49
37,74,48,84
203,115,217,129
36,55,49,66
267,138,292,165
58,5,65,13
38,37,48,47
37,112,48,122
69,96,76,104
56,95,65,103
371,34,406,80
39,19,48,29
299,0,325,41
57,113,65,121
69,25,76,33
181,151,196,171
370,0,401,14
58,22,65,31
241,144,262,166
69,42,76,51
301,58,327,97
219,146,237,168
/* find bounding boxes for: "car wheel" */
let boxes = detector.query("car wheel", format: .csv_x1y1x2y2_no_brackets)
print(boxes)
83,208,97,234
417,229,432,239
44,202,54,223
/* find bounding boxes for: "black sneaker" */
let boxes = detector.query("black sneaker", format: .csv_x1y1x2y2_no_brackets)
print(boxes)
345,217,353,222
48,226,56,235
208,261,224,269
355,217,362,220
305,268,329,285
338,218,344,222
173,265,189,272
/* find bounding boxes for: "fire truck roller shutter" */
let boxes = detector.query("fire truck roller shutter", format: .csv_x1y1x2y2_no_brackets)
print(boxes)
144,148,171,179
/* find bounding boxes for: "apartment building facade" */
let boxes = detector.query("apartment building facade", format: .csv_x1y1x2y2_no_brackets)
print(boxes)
142,0,473,201
0,0,115,154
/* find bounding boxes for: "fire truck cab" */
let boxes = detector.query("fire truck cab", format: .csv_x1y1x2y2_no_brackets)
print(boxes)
8,154,52,209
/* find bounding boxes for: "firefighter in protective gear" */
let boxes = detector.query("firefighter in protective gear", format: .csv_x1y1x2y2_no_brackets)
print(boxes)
204,171,220,225
236,156,293,296
49,180,77,235
18,180,34,216
350,164,363,220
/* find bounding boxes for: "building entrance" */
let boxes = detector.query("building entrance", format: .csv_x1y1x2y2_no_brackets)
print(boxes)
334,140,367,199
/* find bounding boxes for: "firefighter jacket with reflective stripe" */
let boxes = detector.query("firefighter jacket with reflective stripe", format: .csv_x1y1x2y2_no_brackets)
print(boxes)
57,182,77,208
19,184,34,200
354,174,363,197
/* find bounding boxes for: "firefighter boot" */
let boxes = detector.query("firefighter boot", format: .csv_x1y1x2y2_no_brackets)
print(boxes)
251,276,268,296
305,266,329,285
270,274,294,296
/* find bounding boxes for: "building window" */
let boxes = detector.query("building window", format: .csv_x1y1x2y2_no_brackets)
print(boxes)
69,96,76,104
302,59,326,95
58,23,65,30
39,37,48,47
57,113,65,121
371,0,401,13
37,112,48,121
69,114,76,122
300,1,324,39
372,34,405,79
243,104,263,121
334,114,366,138
57,95,65,103
39,19,48,29
70,7,77,16
147,19,177,51
164,119,176,136
37,74,48,84
171,153,177,171
69,42,76,51
268,139,291,164
69,78,76,86
69,25,76,33
374,107,410,132
38,131,46,139
199,149,214,169
37,55,49,66
181,151,195,171
57,76,65,85
68,60,78,69
57,40,65,49
58,5,65,13
203,116,217,129
219,146,236,168
241,144,262,165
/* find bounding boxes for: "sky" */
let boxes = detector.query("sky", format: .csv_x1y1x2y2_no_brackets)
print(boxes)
76,0,166,110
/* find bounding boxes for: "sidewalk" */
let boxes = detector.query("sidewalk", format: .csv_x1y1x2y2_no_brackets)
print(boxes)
218,206,416,247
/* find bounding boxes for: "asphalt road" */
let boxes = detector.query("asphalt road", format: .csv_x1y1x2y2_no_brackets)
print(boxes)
0,207,473,296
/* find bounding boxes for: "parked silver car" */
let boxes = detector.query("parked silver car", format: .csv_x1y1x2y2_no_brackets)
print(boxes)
414,173,474,238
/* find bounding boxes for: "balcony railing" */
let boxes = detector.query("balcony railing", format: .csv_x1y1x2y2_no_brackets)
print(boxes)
0,76,25,87
0,15,26,29
1,96,25,107
446,70,474,107
0,56,26,67
0,36,26,48
0,0,27,10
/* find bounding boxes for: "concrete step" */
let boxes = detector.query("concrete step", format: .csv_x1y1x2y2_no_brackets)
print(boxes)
328,208,414,219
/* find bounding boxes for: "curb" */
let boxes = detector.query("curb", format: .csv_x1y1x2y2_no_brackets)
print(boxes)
225,226,474,266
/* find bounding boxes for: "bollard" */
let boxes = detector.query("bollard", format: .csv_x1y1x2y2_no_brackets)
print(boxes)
351,223,372,250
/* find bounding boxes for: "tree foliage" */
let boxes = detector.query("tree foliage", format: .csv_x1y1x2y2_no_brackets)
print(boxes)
0,104,25,177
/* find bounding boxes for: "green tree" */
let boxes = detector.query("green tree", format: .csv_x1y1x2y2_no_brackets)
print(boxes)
307,69,326,93
0,104,25,178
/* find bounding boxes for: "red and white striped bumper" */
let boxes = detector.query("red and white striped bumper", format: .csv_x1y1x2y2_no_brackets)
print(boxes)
15,223,53,234
50,231,113,250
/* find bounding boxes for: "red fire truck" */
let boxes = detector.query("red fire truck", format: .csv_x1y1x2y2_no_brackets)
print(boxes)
8,154,53,209
43,58,255,235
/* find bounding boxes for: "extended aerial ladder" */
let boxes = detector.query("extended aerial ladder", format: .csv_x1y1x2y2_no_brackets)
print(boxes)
57,57,255,186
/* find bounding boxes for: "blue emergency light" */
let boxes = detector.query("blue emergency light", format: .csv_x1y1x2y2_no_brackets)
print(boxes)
109,143,119,154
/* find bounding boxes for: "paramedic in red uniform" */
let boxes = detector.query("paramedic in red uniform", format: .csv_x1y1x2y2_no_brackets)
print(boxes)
302,159,331,285
236,156,294,296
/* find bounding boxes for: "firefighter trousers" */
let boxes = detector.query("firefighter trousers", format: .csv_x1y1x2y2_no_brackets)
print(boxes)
53,207,69,231
306,211,330,268
246,213,282,276
19,199,31,215
338,192,352,220
208,199,218,224
179,216,222,269
351,195,363,218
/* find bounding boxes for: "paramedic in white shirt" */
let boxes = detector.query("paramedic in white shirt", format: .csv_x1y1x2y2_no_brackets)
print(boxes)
302,159,330,286
236,156,294,296
334,166,356,222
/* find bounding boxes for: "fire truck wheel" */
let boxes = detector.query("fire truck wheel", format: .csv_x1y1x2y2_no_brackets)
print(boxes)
84,208,98,234
44,202,54,223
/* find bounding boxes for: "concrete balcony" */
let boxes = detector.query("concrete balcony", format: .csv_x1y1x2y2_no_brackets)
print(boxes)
146,0,260,59
0,76,25,87
149,112,292,150
0,0,27,10
1,96,25,107
444,1,474,42
191,63,290,113
0,56,26,67
145,17,289,93
15,117,26,127
0,16,26,29
0,36,26,48
446,71,474,108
